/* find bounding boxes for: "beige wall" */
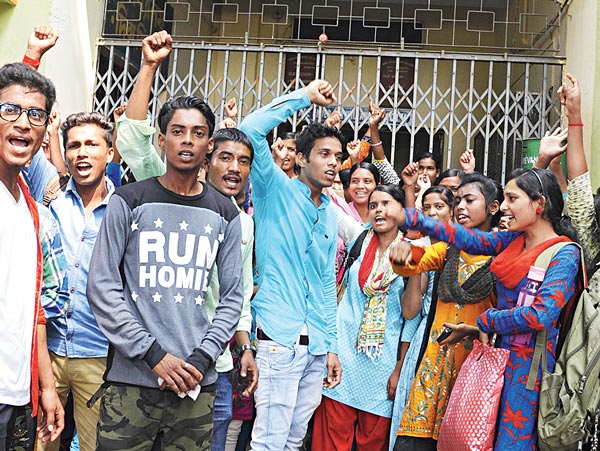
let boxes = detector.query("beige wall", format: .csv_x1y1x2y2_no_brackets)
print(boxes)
564,0,599,186
0,1,52,64
0,0,104,116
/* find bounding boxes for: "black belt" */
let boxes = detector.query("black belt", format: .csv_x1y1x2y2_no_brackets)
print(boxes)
257,329,309,346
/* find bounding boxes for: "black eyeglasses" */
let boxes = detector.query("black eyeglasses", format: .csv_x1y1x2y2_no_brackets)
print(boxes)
0,102,49,126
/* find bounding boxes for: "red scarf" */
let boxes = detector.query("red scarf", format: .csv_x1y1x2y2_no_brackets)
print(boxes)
17,176,44,417
490,234,573,289
358,233,379,289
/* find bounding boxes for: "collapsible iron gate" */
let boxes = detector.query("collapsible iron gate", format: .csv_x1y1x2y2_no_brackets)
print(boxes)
93,40,564,185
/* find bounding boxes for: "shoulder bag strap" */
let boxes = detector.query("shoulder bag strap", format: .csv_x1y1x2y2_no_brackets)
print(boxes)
526,242,584,390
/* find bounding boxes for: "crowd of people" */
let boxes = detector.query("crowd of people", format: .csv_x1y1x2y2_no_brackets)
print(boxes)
1,25,599,451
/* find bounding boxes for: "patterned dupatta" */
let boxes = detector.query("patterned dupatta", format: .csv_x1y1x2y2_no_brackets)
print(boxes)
356,230,403,361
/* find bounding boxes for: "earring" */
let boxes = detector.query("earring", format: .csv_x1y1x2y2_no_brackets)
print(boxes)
535,207,543,215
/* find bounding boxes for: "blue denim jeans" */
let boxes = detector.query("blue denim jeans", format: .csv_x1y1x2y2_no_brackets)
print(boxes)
250,340,326,451
212,371,233,451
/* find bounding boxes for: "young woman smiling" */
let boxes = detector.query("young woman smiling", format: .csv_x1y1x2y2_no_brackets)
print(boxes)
391,168,581,451
347,162,381,224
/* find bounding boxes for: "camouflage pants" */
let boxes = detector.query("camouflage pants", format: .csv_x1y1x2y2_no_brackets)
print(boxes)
96,384,215,450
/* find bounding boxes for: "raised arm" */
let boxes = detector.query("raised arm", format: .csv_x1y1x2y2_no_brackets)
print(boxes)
23,25,59,67
557,74,600,268
45,110,67,175
368,103,386,159
369,104,402,186
404,208,519,256
559,73,587,179
400,162,419,209
116,32,172,180
126,31,172,120
459,149,476,173
240,80,335,198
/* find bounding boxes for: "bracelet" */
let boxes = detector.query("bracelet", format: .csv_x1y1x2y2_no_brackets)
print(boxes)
371,141,383,147
562,192,568,200
239,344,257,356
568,123,584,127
22,55,41,69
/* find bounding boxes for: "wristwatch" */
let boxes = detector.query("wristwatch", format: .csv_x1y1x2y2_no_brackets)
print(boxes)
240,344,257,356
362,134,372,144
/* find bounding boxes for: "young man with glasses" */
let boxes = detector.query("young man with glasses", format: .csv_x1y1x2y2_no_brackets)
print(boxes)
0,62,64,448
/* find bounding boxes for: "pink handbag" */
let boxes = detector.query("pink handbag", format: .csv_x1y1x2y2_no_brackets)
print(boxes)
437,339,510,451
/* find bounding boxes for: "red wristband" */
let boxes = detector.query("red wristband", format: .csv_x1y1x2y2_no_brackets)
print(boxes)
22,55,41,69
568,123,584,127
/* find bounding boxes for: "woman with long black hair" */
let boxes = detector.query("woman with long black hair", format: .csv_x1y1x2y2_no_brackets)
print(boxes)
390,168,581,451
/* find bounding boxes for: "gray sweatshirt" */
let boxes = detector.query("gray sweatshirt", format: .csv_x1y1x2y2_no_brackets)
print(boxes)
87,177,243,388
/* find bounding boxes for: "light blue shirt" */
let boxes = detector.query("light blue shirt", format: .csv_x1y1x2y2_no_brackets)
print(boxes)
21,148,59,204
240,89,338,355
23,149,113,357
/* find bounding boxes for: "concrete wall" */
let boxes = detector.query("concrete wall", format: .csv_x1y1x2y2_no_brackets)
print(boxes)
0,1,52,64
564,0,599,186
0,0,104,117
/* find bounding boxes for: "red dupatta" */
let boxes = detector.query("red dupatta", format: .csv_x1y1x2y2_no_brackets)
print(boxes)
17,176,44,416
490,234,573,290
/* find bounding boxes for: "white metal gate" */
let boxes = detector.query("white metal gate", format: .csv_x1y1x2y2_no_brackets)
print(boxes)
93,40,564,184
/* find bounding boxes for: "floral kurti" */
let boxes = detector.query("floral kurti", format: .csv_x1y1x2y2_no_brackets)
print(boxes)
406,209,581,450
393,241,496,439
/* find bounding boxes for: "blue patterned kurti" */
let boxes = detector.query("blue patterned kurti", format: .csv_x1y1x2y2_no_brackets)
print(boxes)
389,271,433,449
324,247,421,418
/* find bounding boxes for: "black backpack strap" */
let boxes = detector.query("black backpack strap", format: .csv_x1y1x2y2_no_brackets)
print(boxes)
415,270,440,372
415,245,452,370
342,229,369,275
349,229,369,266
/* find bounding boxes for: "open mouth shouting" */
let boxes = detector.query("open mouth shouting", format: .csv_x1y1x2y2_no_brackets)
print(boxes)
374,215,387,226
8,134,32,148
74,160,93,175
324,169,336,182
6,134,34,161
222,173,241,190
456,213,470,225
178,150,195,161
